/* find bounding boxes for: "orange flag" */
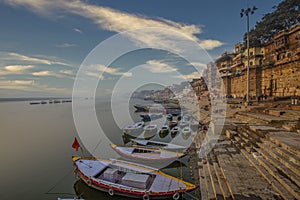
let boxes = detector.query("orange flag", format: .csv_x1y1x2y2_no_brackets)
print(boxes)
72,137,80,151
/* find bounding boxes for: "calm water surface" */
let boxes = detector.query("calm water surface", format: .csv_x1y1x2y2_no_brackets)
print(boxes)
0,100,197,200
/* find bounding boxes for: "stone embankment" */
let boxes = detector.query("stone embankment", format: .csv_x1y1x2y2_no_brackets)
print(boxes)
192,100,300,200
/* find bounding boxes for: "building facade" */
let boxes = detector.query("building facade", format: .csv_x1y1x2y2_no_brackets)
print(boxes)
213,24,300,98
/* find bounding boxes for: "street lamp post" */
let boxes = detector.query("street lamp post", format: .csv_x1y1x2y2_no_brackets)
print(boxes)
240,6,257,105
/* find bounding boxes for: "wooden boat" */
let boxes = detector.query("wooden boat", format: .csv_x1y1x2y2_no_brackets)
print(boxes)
140,113,163,122
182,126,191,140
143,124,157,138
166,114,173,121
179,121,189,128
29,102,40,105
190,119,199,131
169,120,178,128
170,126,180,138
110,144,185,161
130,139,186,150
72,156,197,199
123,121,145,138
159,125,169,138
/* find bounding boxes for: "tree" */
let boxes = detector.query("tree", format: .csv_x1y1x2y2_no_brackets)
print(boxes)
244,0,300,47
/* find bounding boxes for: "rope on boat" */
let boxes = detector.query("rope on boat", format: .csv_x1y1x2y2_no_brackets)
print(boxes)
91,138,103,155
45,168,76,195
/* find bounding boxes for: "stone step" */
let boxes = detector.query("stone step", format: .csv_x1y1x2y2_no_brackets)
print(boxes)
236,112,290,124
213,140,274,199
266,131,300,158
260,139,300,174
202,158,216,200
262,139,300,167
253,144,300,189
234,113,266,124
206,155,224,200
237,145,293,200
198,160,208,200
231,134,297,200
238,125,300,188
209,152,232,200
252,149,300,199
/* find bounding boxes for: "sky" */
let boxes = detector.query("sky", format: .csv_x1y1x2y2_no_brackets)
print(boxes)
0,0,283,98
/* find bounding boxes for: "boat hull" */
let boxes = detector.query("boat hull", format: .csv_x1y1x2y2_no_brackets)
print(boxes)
78,173,184,199
73,157,197,199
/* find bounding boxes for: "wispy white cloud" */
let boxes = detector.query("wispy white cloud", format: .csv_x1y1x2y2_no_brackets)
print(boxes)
175,71,202,80
143,60,178,73
32,70,74,79
84,64,132,80
32,70,58,77
85,71,105,80
0,65,34,75
73,28,83,34
0,79,69,94
199,40,223,50
59,70,74,76
55,43,77,48
2,0,223,50
5,65,34,72
1,52,70,66
0,80,35,86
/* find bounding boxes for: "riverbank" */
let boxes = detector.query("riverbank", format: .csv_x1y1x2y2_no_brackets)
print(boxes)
190,99,300,199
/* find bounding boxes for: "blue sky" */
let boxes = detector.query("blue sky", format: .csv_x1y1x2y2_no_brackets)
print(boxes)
0,0,282,97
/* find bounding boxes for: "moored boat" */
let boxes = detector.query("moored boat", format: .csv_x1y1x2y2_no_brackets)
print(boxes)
111,144,185,161
123,121,145,138
190,119,199,131
179,121,189,128
143,124,157,138
159,125,169,138
130,139,186,150
182,126,191,140
169,120,178,128
166,114,173,121
170,126,180,138
140,113,163,122
72,156,197,199
29,102,40,105
134,104,149,112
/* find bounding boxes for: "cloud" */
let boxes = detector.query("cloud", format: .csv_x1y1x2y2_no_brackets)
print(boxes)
199,40,224,50
95,64,132,77
0,79,69,94
55,43,77,48
143,60,178,73
32,70,74,79
175,71,202,80
5,65,34,72
0,80,35,90
2,52,70,66
85,71,105,80
2,0,223,50
0,65,34,75
0,80,35,86
59,70,74,76
73,28,83,34
84,64,132,80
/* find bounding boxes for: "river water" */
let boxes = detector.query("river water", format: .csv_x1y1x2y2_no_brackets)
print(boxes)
0,99,198,200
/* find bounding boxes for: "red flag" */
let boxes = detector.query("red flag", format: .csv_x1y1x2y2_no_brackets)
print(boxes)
72,137,80,151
